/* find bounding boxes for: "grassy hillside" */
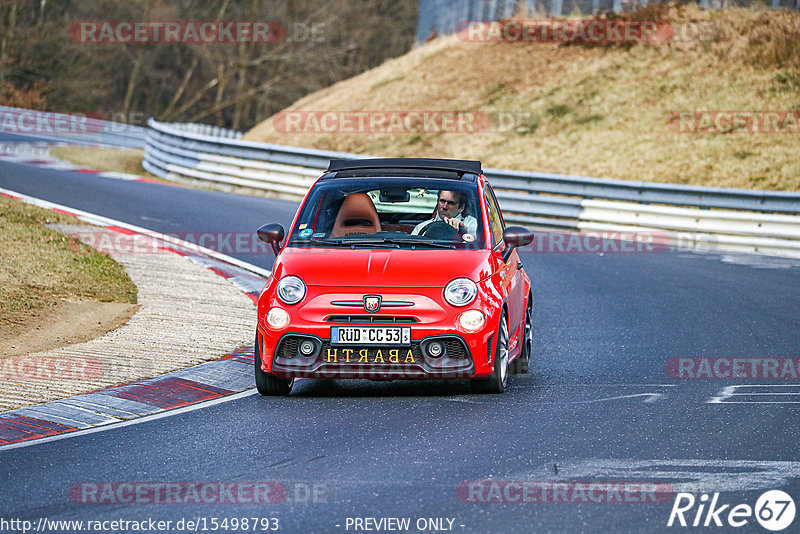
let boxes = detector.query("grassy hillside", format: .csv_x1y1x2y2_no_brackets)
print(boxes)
244,5,800,191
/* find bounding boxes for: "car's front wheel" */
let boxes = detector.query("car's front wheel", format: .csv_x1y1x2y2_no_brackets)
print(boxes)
472,311,509,394
254,330,294,396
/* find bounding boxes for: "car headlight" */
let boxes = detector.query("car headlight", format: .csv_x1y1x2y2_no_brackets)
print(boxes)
277,275,305,304
444,278,477,307
267,307,290,329
459,310,485,332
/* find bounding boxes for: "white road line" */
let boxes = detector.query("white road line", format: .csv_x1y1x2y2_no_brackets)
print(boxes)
0,390,258,452
728,393,800,396
708,384,800,404
516,459,800,493
569,393,666,404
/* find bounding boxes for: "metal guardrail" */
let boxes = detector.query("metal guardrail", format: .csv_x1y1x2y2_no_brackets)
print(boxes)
143,118,800,257
0,105,147,148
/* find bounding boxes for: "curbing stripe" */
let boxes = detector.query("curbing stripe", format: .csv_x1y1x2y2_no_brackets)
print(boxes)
57,393,160,417
0,390,258,451
0,347,255,447
101,385,203,409
46,403,119,426
8,408,89,429
57,398,144,419
0,422,41,437
145,376,231,396
0,425,39,442
16,404,108,427
0,414,74,432
49,402,121,423
0,173,270,447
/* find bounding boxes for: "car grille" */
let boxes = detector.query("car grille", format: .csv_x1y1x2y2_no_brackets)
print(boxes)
277,336,301,360
274,335,469,360
443,338,468,359
326,316,417,323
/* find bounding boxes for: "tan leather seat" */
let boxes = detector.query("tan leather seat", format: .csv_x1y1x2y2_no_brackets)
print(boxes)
330,193,381,237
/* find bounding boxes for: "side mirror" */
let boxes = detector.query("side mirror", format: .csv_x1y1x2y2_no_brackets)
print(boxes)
257,223,285,256
503,226,535,248
503,226,535,251
502,226,534,262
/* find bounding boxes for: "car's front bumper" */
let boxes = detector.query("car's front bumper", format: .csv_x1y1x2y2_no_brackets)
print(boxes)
257,286,500,380
267,332,477,379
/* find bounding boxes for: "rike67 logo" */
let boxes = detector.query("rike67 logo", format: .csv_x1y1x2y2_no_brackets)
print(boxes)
668,490,796,531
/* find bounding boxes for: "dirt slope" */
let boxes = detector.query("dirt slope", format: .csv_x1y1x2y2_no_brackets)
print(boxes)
244,5,800,190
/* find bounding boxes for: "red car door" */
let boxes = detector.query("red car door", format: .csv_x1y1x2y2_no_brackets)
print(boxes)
484,184,525,355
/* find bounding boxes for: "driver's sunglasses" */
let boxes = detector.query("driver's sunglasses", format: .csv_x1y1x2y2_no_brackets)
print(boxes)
438,198,458,207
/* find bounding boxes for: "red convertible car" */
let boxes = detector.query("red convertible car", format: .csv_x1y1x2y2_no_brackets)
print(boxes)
255,158,534,395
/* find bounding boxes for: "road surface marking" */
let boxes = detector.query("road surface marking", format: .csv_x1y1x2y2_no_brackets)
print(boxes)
0,390,258,452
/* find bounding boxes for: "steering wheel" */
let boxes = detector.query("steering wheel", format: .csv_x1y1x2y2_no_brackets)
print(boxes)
419,221,461,240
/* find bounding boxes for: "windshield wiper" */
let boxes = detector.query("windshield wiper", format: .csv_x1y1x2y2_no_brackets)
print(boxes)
376,237,455,249
292,237,336,246
292,237,399,248
293,236,455,249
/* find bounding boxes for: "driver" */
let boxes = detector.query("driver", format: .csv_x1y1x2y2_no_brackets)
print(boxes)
411,190,478,235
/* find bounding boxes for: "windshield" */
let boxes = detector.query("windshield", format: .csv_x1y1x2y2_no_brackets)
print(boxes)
288,178,485,249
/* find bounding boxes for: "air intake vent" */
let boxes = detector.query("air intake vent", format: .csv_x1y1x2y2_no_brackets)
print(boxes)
326,316,417,324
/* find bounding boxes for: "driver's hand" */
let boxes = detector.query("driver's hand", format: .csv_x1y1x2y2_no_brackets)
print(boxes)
443,217,462,230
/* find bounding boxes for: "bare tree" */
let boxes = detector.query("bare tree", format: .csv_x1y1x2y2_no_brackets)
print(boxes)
0,0,418,129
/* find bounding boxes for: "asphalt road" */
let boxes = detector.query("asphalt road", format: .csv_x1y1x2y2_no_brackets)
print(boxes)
1,133,799,533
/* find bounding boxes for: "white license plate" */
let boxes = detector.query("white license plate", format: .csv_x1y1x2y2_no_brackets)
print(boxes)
330,327,411,346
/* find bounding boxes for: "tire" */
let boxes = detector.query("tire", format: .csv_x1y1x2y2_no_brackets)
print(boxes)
472,311,509,394
511,293,533,375
254,330,293,396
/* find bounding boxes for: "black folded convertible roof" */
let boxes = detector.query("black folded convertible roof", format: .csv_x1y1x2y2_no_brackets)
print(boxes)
326,158,482,176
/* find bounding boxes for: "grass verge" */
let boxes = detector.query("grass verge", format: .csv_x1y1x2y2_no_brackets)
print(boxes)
49,146,154,177
0,196,137,334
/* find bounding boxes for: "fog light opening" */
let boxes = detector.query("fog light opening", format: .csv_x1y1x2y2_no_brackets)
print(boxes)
427,341,444,358
299,340,315,356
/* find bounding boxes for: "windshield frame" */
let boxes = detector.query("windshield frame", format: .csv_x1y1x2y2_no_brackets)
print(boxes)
286,177,486,251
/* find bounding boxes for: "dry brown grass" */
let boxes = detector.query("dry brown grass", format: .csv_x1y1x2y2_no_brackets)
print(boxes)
0,197,137,336
244,5,800,191
49,147,154,177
